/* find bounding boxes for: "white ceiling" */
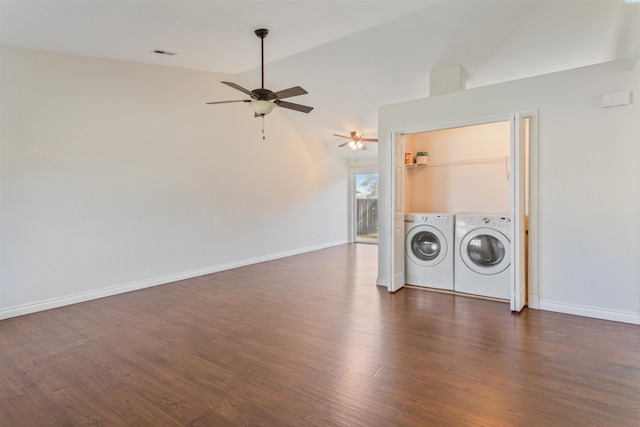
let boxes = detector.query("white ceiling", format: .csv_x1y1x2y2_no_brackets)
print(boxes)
1,0,639,159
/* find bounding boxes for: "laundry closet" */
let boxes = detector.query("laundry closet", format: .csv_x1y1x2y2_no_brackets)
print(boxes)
403,120,515,300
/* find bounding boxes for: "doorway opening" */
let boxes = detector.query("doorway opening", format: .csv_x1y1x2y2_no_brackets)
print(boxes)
354,172,378,243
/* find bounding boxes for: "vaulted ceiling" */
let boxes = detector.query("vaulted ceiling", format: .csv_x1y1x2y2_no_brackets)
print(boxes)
2,0,638,158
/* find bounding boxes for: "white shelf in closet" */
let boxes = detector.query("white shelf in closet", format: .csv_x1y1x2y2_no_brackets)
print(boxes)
406,156,508,168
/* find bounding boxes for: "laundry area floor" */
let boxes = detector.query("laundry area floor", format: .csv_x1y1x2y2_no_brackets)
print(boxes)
1,243,639,426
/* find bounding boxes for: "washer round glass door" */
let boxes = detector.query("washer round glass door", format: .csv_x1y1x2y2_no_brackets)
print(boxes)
406,225,447,267
459,228,510,275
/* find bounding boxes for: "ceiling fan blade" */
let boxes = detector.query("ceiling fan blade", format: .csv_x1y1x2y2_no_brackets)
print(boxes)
273,86,308,100
221,81,254,96
360,138,378,142
206,100,249,105
333,134,351,139
338,142,350,147
276,100,313,113
361,145,368,151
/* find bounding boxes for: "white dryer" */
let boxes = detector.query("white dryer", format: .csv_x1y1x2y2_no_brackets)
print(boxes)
454,214,512,300
405,213,454,290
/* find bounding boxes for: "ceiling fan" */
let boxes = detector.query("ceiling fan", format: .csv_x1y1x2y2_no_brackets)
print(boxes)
206,28,313,117
333,130,378,151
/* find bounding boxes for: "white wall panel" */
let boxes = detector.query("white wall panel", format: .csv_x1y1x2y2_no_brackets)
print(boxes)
0,46,348,317
379,60,639,323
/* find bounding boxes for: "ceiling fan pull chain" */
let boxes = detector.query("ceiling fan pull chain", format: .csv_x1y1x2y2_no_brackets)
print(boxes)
262,114,266,141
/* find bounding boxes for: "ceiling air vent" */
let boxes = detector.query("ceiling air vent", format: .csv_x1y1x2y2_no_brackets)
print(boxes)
152,49,176,56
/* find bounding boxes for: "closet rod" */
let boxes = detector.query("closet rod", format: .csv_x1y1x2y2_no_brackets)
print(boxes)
426,156,509,168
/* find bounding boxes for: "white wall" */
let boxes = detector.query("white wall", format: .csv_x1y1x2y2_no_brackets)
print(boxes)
405,121,510,214
378,60,640,324
0,46,349,318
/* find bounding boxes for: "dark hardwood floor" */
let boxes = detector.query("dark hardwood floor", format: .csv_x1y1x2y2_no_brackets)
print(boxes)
1,243,639,426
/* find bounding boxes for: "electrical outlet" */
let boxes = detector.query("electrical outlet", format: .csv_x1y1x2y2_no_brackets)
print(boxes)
316,232,321,238
204,246,211,256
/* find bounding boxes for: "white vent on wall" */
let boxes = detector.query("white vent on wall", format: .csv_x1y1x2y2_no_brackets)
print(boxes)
601,90,632,108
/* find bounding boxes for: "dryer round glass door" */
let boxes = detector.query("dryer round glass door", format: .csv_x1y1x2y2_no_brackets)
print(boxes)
469,235,504,266
459,228,510,275
405,226,448,267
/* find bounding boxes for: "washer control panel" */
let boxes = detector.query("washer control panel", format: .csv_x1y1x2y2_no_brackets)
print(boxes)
457,215,511,228
405,213,453,225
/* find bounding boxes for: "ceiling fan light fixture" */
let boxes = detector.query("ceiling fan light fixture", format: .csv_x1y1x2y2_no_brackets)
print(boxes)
250,100,276,116
348,140,364,151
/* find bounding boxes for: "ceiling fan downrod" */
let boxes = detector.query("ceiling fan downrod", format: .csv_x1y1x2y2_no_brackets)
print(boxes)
255,28,269,89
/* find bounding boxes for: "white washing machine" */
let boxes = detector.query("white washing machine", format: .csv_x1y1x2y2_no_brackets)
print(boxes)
454,214,512,300
405,213,454,290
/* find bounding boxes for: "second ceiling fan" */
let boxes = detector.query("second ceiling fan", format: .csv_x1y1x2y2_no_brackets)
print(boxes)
334,130,378,151
207,28,313,117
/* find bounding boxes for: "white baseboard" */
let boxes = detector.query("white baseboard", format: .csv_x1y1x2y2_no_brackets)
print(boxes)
0,240,348,320
527,293,540,309
376,275,388,287
539,299,640,325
